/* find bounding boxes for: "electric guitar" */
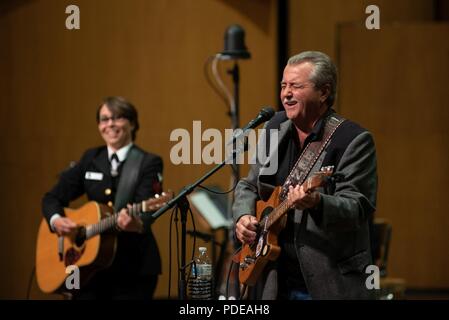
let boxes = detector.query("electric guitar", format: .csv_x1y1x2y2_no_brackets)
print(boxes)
35,191,173,293
236,166,335,286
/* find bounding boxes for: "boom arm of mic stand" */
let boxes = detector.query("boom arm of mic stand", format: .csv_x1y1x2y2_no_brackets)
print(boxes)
151,162,225,220
151,140,249,221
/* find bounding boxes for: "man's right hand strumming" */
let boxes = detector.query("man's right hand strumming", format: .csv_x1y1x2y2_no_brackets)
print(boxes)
235,214,258,245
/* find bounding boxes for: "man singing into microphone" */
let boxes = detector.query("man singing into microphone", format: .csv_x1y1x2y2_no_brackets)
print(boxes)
233,51,378,299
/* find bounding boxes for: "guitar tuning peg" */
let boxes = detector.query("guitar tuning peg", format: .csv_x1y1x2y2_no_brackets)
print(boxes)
162,192,166,196
155,194,160,198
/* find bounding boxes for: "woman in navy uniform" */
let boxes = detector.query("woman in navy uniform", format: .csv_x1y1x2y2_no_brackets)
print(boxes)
42,96,163,299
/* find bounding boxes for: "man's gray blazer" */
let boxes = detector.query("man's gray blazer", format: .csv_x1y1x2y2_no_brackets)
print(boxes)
232,111,378,299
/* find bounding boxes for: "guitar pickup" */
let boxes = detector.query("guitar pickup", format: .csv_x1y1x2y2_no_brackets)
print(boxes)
240,256,256,270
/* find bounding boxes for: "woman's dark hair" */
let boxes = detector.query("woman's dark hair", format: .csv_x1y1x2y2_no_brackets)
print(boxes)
96,96,139,141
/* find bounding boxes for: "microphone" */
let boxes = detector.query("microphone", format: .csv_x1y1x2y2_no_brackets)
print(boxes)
241,107,275,131
228,107,275,144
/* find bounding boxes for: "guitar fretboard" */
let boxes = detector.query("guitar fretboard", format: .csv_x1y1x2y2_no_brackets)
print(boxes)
257,173,329,231
85,202,144,239
258,199,292,231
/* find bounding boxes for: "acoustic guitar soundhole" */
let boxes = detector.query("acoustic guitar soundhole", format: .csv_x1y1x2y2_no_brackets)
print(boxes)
74,226,86,247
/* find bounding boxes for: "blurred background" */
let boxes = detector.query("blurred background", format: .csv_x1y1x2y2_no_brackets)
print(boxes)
1,0,448,299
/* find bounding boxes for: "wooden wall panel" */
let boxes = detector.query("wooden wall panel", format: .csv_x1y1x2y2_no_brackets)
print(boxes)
288,0,434,61
0,0,278,299
338,23,449,288
287,0,449,289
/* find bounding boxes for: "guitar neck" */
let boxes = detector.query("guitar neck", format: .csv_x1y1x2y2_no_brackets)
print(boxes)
260,173,329,231
260,198,293,231
85,201,145,239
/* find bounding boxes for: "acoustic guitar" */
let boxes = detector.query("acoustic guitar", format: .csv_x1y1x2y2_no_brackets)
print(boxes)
236,166,335,286
35,192,173,293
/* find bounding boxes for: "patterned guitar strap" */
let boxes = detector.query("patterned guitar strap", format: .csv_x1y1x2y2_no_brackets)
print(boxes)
279,114,345,201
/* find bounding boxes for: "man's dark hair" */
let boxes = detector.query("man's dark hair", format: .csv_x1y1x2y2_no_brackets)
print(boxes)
96,96,139,141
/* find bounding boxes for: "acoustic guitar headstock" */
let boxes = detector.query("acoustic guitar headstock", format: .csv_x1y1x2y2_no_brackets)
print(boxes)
143,190,174,212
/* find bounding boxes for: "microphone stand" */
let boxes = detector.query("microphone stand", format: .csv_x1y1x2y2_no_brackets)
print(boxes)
226,61,242,299
228,62,240,131
151,143,248,300
227,61,240,201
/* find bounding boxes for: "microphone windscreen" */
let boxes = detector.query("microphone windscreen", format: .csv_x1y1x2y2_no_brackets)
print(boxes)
221,24,251,60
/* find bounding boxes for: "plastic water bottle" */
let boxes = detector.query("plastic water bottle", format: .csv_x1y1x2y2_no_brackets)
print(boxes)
189,246,213,300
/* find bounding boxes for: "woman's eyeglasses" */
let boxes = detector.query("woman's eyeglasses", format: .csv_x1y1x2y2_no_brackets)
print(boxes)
99,115,125,124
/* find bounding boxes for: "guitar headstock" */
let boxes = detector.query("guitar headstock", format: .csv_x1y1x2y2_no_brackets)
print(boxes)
143,190,174,212
319,166,334,177
303,166,335,193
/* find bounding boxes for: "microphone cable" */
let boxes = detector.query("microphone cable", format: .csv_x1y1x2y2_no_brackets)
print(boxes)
226,246,243,300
